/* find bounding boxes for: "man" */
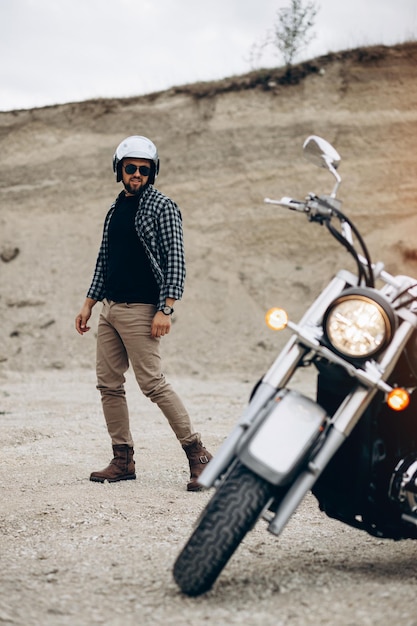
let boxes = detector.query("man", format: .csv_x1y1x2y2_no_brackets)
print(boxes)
75,135,212,491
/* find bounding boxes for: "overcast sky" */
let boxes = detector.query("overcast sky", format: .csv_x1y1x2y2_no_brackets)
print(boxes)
1,0,415,112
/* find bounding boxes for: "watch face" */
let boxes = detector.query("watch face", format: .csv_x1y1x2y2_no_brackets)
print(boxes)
163,306,173,315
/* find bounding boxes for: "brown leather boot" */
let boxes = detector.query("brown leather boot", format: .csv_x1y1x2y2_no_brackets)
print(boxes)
90,444,136,483
182,440,213,492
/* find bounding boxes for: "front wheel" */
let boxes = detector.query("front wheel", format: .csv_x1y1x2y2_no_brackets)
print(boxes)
173,461,275,596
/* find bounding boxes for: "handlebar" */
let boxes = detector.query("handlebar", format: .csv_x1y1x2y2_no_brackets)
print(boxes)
264,195,336,219
263,194,376,287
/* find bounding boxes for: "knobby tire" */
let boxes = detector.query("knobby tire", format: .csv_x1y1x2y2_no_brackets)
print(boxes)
173,461,274,596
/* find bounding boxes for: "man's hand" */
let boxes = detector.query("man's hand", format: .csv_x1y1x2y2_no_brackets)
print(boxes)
151,310,172,338
75,298,96,335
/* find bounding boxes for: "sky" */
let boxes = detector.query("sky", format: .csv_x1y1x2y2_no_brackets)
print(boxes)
0,0,416,112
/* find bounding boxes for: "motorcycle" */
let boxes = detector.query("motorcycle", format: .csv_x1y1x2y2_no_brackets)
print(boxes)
173,135,417,597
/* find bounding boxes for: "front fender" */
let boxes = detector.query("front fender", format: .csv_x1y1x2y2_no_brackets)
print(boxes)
238,389,327,486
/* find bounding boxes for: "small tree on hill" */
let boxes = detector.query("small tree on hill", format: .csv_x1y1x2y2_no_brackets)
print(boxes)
274,0,319,67
250,0,319,72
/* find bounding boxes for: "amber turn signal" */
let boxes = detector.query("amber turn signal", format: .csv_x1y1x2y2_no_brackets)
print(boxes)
265,308,288,331
387,387,410,411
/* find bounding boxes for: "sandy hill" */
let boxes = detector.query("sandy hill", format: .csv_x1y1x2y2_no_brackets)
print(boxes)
1,42,417,378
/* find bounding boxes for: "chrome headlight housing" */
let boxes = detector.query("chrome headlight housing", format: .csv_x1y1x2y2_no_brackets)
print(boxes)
323,288,396,359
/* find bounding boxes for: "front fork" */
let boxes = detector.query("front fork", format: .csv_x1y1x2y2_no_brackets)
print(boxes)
197,341,308,489
266,385,374,535
199,271,351,489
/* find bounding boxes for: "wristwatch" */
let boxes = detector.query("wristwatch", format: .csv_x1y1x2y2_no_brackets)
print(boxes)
162,305,174,315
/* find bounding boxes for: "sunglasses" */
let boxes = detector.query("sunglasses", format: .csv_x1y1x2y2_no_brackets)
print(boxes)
123,164,151,176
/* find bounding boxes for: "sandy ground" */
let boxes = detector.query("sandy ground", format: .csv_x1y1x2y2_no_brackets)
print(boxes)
1,368,417,626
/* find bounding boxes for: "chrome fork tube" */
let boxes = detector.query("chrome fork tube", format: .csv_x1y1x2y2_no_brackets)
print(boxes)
268,427,346,536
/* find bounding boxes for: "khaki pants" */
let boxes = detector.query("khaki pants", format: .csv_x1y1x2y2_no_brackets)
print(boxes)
96,300,199,447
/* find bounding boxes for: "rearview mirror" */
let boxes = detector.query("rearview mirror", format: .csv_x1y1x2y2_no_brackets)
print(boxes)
303,135,341,171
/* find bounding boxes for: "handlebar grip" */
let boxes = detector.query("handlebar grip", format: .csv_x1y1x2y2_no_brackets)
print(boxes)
264,197,307,211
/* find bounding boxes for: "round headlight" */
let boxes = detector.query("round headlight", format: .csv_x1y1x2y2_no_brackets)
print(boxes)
323,289,395,359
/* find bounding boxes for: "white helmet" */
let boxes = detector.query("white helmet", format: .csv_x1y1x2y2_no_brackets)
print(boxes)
112,135,160,184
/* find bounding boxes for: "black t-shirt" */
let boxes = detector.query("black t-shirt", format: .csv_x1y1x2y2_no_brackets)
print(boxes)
105,193,159,304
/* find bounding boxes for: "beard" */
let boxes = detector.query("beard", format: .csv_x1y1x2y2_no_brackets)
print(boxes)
123,181,147,196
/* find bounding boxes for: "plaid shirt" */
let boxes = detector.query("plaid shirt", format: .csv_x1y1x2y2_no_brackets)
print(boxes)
87,185,186,311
